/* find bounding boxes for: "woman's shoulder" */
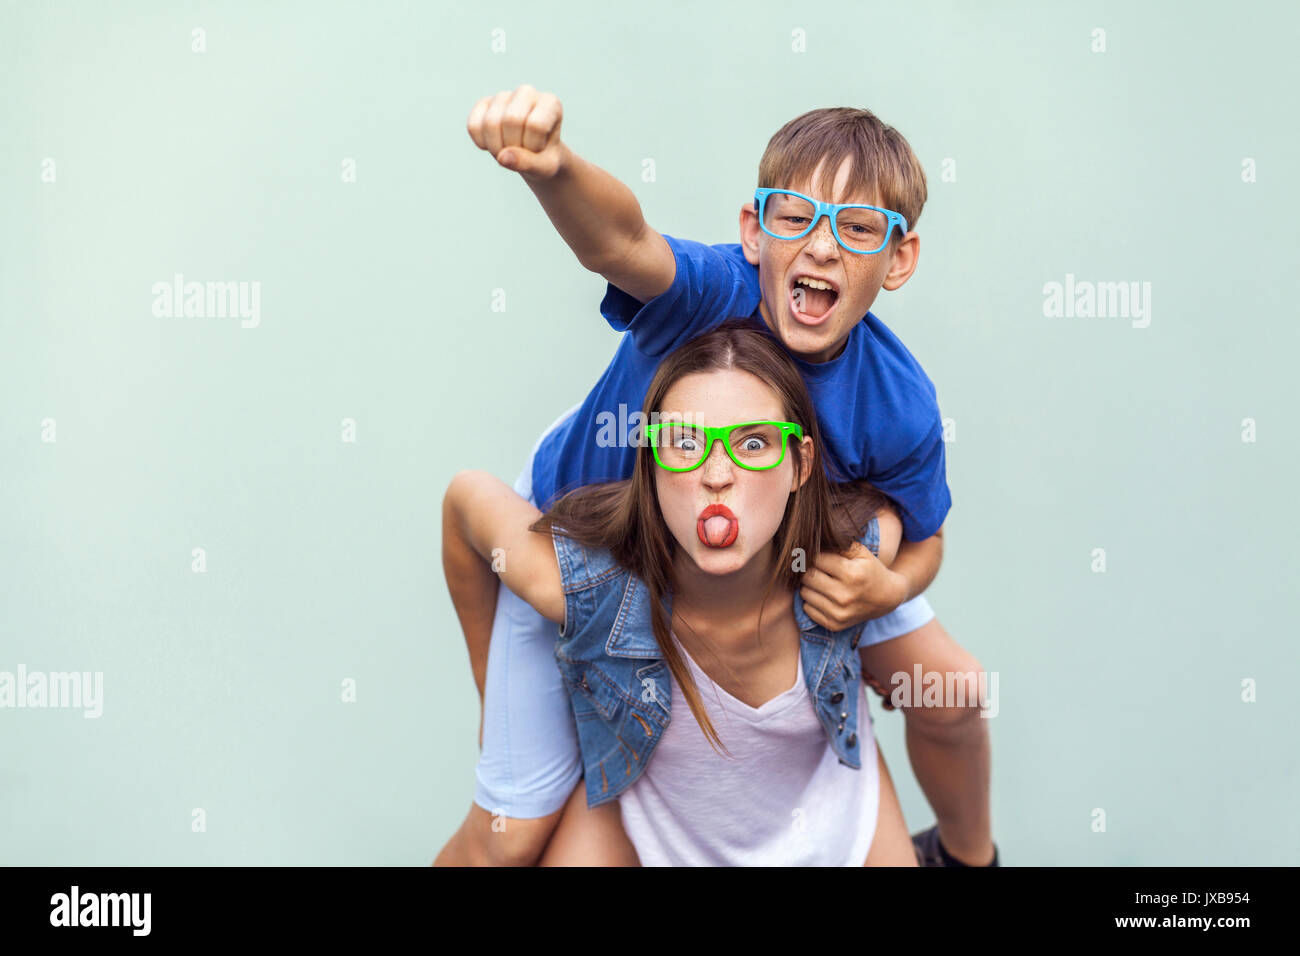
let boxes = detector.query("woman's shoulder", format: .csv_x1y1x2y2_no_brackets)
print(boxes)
550,527,631,594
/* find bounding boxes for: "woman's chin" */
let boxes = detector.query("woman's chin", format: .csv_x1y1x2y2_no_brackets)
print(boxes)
689,542,751,576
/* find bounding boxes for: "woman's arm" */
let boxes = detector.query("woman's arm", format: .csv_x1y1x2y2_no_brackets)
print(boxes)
443,470,565,626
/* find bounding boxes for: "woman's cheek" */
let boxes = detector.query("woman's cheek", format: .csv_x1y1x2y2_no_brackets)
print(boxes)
655,478,696,550
747,482,789,549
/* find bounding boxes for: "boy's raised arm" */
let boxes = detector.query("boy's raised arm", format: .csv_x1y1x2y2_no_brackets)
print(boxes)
467,84,675,304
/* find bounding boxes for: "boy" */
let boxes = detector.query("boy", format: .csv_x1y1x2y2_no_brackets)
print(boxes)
436,85,996,868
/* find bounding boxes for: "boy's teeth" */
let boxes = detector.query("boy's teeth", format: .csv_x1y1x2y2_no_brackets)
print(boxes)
795,277,834,291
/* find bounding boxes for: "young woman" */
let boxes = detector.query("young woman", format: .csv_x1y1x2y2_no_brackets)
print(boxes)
440,319,917,865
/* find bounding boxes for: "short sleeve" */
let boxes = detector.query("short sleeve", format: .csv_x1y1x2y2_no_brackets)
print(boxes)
600,234,761,358
870,423,952,542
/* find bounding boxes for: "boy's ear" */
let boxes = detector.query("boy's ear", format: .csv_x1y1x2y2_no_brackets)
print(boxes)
739,203,761,265
880,231,920,291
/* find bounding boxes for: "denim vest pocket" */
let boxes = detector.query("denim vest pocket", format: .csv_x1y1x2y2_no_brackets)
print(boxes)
555,654,624,723
632,661,671,722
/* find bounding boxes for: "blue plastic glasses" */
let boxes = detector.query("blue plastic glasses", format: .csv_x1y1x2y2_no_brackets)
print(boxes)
754,187,908,255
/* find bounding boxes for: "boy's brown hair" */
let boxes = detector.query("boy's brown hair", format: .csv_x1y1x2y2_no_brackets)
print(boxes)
758,107,928,243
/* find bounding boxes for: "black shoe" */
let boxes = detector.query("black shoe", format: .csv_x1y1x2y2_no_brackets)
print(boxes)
911,825,999,867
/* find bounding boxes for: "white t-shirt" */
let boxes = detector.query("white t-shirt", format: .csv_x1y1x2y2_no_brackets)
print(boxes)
617,631,879,866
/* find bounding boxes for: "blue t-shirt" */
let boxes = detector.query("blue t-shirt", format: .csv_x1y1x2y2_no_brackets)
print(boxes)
530,234,951,541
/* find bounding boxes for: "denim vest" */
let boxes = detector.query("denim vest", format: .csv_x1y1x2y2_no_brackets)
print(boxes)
551,518,880,808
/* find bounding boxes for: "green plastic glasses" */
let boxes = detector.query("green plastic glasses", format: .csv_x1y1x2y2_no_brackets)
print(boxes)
643,420,804,473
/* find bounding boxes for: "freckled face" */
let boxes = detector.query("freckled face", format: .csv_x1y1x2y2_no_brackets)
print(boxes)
653,368,813,576
742,155,905,364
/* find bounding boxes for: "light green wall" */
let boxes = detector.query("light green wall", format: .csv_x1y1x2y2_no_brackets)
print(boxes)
2,0,1296,864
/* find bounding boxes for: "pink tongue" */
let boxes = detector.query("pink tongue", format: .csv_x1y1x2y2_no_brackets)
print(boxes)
703,515,733,546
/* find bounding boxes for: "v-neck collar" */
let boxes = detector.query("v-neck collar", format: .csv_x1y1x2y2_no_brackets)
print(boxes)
669,630,807,722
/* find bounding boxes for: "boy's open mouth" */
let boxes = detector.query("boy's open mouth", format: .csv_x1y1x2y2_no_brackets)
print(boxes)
789,274,839,326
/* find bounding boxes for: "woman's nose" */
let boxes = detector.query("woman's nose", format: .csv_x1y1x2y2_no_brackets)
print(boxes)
700,442,735,485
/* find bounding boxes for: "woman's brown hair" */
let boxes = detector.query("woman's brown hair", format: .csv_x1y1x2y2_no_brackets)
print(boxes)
530,317,889,753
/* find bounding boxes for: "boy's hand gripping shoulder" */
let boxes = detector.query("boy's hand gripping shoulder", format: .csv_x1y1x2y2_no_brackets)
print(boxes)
467,84,676,304
799,504,917,632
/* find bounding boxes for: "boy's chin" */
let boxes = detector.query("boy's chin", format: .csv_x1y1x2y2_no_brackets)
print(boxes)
762,300,849,360
775,319,848,361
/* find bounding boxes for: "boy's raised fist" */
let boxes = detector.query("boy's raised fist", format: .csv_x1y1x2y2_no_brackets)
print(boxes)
467,85,565,179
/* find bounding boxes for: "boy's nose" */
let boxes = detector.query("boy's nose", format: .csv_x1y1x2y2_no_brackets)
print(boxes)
806,216,840,256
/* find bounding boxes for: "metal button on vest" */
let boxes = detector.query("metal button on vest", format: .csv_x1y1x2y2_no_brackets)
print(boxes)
830,691,844,704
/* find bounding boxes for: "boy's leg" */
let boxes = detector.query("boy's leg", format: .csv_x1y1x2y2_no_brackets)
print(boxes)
858,599,995,867
436,565,583,865
460,403,581,719
434,802,565,867
437,403,586,866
